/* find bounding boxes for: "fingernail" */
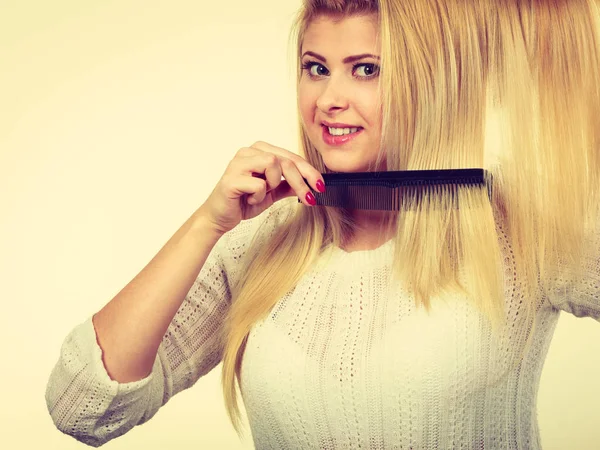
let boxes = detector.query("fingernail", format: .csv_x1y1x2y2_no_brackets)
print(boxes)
316,179,326,193
305,191,316,206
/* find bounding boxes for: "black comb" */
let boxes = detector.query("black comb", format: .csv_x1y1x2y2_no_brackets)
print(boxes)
300,168,493,211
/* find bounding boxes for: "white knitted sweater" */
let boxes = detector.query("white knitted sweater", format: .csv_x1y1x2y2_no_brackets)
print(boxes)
45,197,600,449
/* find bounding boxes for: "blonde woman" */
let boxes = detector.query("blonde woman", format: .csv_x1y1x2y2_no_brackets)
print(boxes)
45,0,600,448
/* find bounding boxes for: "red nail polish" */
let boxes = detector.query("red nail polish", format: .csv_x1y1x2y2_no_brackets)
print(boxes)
316,179,326,193
305,191,316,206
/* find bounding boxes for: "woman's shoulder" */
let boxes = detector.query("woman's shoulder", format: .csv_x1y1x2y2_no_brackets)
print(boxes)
216,197,297,259
241,196,295,235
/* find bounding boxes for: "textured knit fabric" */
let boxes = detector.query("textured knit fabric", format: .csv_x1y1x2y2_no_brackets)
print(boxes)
45,197,600,449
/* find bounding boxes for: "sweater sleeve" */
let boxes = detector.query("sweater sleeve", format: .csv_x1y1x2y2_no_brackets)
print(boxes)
44,198,295,447
546,215,600,322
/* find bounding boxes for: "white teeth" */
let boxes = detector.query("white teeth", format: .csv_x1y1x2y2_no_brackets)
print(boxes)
327,127,359,136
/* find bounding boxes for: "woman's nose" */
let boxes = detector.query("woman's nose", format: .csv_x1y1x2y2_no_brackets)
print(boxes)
316,80,350,112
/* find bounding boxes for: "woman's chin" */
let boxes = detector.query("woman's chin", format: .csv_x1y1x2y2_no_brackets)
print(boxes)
323,161,377,174
316,146,386,173
320,155,361,172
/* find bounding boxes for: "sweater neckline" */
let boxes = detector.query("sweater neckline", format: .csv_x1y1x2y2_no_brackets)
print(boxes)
317,238,395,271
333,237,395,255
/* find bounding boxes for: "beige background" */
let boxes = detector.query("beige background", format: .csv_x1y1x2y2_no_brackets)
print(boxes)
1,1,599,449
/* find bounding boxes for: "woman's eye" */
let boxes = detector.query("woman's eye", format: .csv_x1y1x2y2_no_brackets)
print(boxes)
355,64,379,77
302,62,327,77
301,61,379,79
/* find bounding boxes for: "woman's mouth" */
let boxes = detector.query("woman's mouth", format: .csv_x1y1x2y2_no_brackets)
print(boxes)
322,125,364,146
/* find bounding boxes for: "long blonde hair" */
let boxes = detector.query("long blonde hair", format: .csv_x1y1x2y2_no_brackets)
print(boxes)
219,0,600,438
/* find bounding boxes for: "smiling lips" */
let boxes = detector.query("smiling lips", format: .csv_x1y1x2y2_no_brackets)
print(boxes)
322,121,361,128
321,124,364,146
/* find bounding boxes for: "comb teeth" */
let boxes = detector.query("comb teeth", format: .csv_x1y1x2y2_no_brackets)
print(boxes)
299,169,493,211
320,168,487,185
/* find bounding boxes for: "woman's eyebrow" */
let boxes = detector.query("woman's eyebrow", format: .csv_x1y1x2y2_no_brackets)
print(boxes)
301,51,380,64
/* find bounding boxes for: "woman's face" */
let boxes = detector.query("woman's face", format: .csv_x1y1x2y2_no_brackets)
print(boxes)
298,13,384,173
